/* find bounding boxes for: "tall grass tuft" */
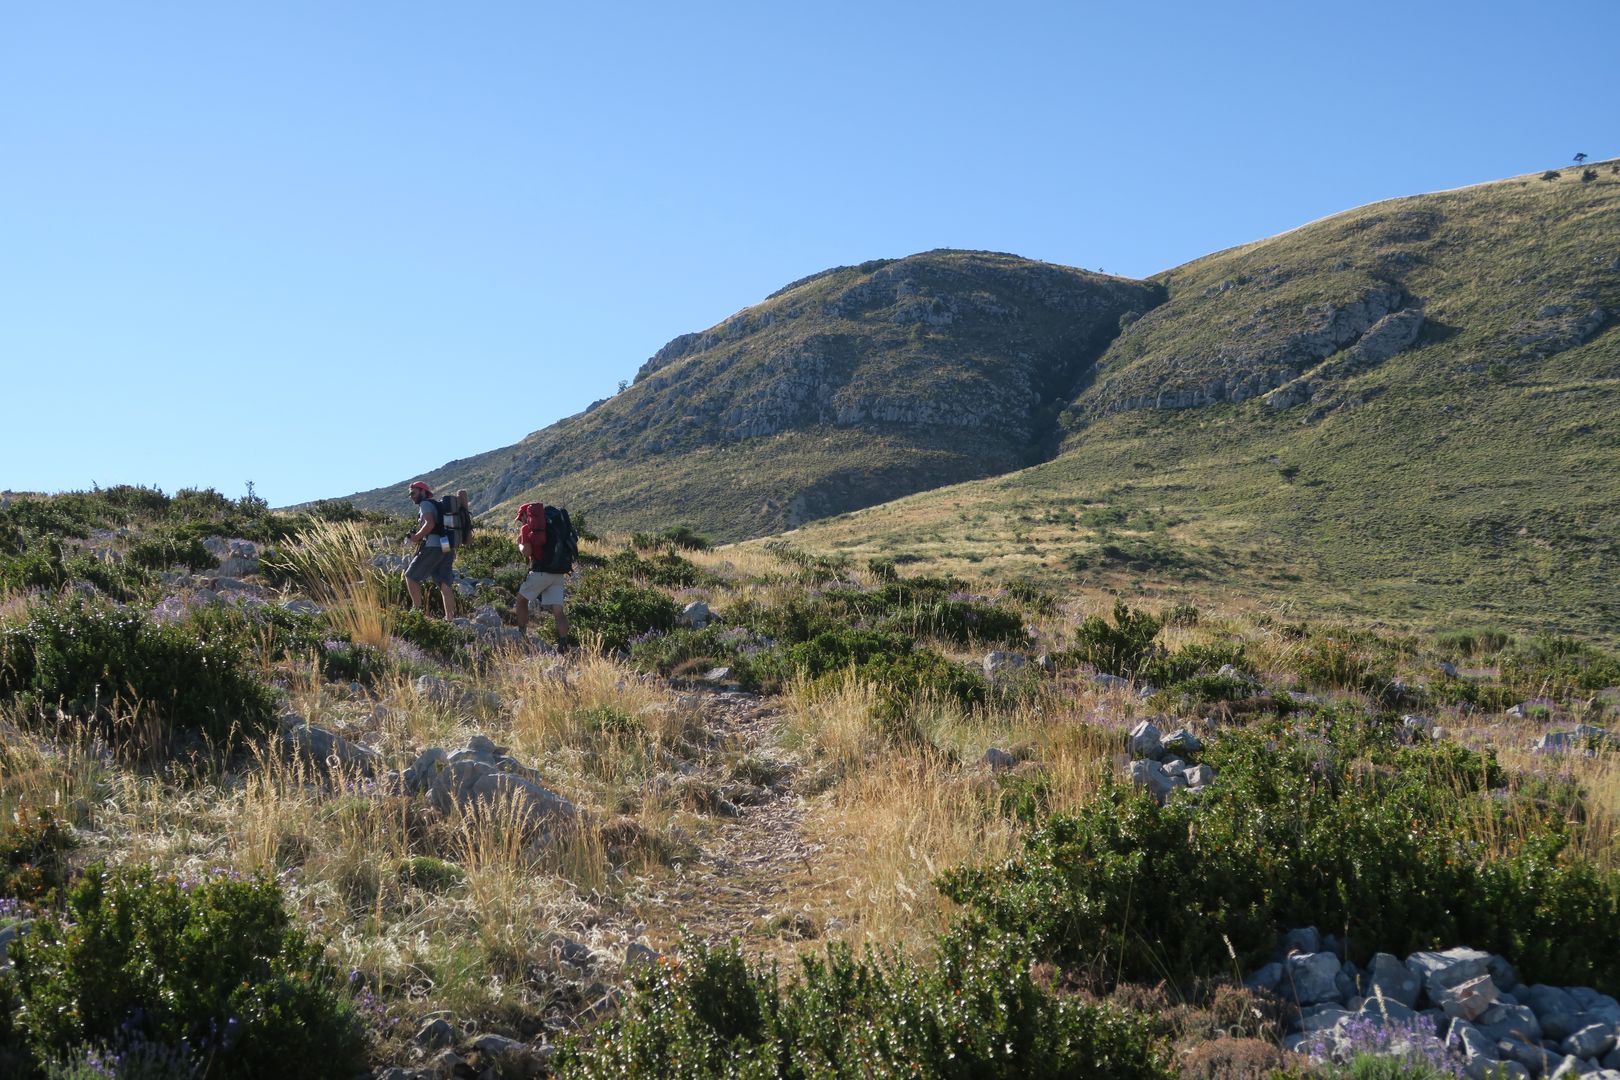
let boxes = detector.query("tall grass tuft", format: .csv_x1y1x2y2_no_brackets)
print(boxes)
265,522,398,649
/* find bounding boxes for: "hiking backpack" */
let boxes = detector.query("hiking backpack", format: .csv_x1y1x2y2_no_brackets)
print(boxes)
435,492,475,548
527,504,578,574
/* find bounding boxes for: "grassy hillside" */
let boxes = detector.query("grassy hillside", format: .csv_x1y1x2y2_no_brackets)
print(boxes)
760,165,1620,642
346,250,1161,538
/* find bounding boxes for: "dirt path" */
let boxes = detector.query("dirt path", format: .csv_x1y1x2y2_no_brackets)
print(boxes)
629,684,826,952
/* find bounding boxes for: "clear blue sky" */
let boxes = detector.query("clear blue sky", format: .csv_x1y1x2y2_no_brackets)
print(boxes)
4,1,1614,506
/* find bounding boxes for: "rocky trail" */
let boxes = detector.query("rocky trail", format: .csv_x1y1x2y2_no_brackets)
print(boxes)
620,683,824,953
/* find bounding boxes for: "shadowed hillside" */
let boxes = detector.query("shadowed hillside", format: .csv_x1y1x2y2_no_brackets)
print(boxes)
346,250,1161,538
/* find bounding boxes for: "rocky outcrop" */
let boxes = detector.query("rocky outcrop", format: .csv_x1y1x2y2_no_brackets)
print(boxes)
1265,306,1426,411
1096,287,1419,415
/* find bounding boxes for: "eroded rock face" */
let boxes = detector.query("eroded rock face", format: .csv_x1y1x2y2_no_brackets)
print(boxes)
1097,287,1423,416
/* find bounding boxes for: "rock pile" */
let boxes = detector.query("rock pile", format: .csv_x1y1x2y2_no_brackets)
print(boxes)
1249,929,1620,1079
400,736,576,838
1126,720,1214,803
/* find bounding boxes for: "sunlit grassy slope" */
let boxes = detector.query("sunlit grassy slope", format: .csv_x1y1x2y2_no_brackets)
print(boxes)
763,166,1620,642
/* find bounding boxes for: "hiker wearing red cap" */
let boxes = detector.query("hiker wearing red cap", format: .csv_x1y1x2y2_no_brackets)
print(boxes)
403,481,457,619
514,502,571,643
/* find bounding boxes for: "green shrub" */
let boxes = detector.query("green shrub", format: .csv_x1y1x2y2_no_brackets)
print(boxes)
398,856,466,893
9,865,367,1080
632,525,712,552
393,609,474,663
940,715,1620,992
1064,600,1163,677
451,533,524,580
1293,634,1394,696
124,531,216,572
0,808,76,903
555,934,1170,1079
1500,635,1620,697
0,599,277,743
570,582,681,651
1434,626,1513,658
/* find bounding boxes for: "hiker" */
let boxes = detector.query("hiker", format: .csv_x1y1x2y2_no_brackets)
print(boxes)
515,502,571,644
403,481,458,619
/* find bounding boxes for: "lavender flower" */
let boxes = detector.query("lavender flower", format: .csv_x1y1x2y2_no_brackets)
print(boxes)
1306,1013,1466,1077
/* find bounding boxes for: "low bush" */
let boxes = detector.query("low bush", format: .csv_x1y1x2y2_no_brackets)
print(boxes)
0,598,277,744
554,934,1171,1079
9,866,367,1080
0,809,76,904
1063,600,1163,678
124,531,216,572
1500,635,1620,697
570,582,681,651
450,533,524,580
392,609,474,663
940,714,1620,993
631,525,712,552
1433,626,1513,658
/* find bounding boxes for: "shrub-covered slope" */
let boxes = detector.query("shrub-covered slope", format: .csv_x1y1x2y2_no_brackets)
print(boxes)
345,251,1161,539
768,165,1620,639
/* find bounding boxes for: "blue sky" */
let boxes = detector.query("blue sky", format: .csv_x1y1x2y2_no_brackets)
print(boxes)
4,1,1614,506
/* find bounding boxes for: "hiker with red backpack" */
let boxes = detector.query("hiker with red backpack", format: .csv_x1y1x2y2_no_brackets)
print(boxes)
403,481,466,619
515,501,577,644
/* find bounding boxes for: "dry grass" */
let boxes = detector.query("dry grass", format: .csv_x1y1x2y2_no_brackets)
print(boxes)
263,521,397,648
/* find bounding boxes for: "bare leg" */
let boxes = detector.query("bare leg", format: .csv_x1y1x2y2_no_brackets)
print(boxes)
438,581,457,620
548,605,570,642
514,595,530,634
405,577,423,611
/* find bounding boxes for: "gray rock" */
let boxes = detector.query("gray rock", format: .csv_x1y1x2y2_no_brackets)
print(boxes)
1093,673,1131,691
1468,1062,1528,1080
1284,927,1323,957
1128,758,1183,803
1479,1004,1542,1045
1530,985,1582,1040
1288,951,1344,1007
1163,727,1204,754
1569,989,1620,1018
1407,947,1491,1003
1451,1020,1497,1064
703,666,733,682
548,935,595,968
983,651,1028,678
1564,1024,1618,1060
1358,995,1421,1024
982,747,1018,771
1549,1054,1583,1079
679,601,710,629
415,675,453,703
1369,952,1422,1008
415,1017,455,1049
1297,1002,1349,1031
1184,764,1216,787
1435,974,1499,1021
1488,954,1520,993
277,713,379,776
626,942,661,968
471,1033,526,1057
1441,661,1460,679
1128,720,1164,760
1499,1038,1560,1074
280,597,323,616
424,1049,467,1078
1605,1046,1620,1070
1245,961,1283,994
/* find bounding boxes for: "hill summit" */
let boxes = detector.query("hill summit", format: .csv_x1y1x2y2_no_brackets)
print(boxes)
347,250,1161,538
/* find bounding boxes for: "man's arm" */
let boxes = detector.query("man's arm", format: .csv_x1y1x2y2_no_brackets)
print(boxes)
408,506,437,544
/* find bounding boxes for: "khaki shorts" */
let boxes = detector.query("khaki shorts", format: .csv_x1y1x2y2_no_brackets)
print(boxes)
518,571,567,605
